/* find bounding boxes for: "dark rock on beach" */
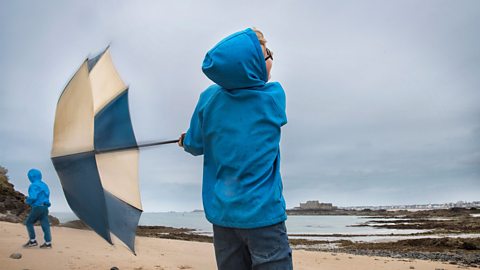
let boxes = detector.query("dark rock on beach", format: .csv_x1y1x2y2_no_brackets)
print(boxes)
340,237,480,253
136,225,213,243
293,237,480,267
47,215,60,226
352,212,480,234
342,249,480,268
59,219,91,230
9,252,22,259
290,208,480,268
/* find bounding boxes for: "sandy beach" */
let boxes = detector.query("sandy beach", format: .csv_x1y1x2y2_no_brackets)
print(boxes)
0,221,474,270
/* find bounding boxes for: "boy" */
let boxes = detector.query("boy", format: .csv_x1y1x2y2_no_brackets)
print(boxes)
179,28,292,270
23,168,52,248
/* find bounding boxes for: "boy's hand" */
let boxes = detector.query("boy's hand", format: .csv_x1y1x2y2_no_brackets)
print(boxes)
178,133,186,147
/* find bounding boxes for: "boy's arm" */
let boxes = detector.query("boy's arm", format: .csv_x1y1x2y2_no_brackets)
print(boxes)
26,185,39,205
182,100,204,156
181,86,220,156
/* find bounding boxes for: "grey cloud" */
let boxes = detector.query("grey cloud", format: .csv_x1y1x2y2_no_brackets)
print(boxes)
1,0,479,212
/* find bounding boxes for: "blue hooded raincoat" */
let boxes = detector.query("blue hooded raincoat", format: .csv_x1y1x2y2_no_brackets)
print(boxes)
183,28,287,228
26,169,51,207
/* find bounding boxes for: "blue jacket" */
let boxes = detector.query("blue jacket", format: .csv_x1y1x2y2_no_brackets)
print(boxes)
184,28,287,228
26,169,51,207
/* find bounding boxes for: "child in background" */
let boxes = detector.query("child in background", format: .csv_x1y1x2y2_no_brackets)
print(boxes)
23,168,52,249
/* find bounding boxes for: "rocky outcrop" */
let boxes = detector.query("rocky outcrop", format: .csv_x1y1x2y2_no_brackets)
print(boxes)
0,166,29,222
0,165,59,225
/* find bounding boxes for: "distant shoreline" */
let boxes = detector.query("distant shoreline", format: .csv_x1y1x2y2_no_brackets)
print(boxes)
286,206,480,216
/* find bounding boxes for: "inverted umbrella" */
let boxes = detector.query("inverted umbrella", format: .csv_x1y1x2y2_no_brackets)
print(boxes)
51,48,177,253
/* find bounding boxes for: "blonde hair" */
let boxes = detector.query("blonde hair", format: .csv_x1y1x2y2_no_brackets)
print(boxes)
252,27,267,46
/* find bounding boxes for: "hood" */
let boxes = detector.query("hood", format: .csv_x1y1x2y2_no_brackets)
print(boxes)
202,28,267,90
28,168,42,183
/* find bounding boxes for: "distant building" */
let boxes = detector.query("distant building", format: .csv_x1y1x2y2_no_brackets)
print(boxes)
295,200,337,210
340,200,480,211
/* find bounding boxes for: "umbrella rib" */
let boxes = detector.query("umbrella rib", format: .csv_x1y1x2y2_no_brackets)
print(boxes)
51,140,180,159
136,139,180,149
95,139,180,154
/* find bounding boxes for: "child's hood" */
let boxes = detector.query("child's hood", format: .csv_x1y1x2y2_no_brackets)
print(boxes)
28,168,42,183
202,28,268,90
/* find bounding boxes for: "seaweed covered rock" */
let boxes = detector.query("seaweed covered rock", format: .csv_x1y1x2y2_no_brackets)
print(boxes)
0,165,29,222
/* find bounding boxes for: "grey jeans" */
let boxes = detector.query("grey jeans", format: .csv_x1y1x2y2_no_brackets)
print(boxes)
213,221,293,270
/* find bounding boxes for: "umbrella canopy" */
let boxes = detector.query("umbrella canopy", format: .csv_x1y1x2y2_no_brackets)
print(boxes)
51,48,142,253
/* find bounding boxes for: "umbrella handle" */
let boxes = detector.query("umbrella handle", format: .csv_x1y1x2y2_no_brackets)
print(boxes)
95,139,180,154
137,139,180,149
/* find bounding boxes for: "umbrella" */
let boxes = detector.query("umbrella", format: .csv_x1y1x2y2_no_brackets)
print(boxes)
51,47,177,253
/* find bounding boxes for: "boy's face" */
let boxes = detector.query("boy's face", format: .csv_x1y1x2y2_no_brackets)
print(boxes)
262,46,273,81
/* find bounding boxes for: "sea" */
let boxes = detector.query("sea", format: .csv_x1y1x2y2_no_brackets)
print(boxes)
52,211,427,242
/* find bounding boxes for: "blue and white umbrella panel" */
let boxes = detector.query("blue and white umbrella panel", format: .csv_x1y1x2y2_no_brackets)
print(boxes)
51,49,142,253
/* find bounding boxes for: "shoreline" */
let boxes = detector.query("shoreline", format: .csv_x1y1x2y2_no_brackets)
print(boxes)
56,214,480,267
1,221,474,270
5,207,477,267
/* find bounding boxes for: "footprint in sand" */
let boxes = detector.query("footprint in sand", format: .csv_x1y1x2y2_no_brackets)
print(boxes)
178,265,192,269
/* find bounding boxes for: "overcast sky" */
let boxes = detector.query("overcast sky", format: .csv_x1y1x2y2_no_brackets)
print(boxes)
1,1,479,212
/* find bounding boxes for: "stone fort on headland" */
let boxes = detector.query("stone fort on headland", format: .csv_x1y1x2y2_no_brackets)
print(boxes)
294,200,338,210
